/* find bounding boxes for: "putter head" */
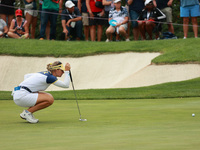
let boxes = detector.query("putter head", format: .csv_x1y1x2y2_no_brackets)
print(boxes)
79,118,87,121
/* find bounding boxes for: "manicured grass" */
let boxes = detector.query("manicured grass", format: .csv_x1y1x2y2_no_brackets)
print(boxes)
1,38,200,64
0,98,200,150
2,77,200,100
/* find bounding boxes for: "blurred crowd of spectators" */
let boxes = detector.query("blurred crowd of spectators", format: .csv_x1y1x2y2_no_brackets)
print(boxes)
0,0,199,41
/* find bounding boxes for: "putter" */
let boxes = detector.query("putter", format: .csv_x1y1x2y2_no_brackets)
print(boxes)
69,70,87,121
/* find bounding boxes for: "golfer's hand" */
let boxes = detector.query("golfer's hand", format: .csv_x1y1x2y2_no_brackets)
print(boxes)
65,63,71,71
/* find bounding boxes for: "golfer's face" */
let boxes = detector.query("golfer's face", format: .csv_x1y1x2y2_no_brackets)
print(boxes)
56,69,64,77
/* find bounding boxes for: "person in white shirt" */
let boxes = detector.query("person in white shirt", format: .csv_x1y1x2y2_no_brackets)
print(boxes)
0,19,8,38
12,61,71,123
105,0,129,42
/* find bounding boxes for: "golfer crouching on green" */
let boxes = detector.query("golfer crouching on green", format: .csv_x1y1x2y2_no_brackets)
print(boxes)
12,61,71,123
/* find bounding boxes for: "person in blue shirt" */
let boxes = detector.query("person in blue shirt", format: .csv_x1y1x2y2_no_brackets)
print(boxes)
12,61,71,123
180,0,199,39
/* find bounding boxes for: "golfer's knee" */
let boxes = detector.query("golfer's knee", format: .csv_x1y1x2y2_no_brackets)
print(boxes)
47,94,54,105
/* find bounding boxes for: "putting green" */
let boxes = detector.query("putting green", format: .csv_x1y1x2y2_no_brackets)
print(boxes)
0,98,200,150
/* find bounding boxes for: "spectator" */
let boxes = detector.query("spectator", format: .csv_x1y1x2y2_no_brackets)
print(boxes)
0,0,15,28
0,19,8,38
103,0,114,26
180,0,199,39
127,0,144,40
70,0,78,6
86,0,104,41
61,1,82,40
39,0,64,40
7,9,29,39
137,0,166,40
39,0,50,40
103,0,115,41
125,4,130,41
106,0,129,42
24,0,38,39
153,0,174,34
78,0,90,41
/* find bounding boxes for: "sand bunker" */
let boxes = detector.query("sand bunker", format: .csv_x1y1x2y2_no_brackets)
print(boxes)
0,52,200,91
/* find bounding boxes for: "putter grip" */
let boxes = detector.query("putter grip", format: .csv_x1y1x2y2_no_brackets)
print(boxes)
69,70,73,82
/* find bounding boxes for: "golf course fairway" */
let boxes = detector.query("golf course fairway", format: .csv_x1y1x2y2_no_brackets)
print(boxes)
0,97,200,150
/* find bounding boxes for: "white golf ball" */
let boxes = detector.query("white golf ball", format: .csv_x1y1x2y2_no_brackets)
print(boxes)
192,113,195,117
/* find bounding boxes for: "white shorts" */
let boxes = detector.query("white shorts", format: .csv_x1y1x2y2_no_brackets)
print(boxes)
24,10,38,17
13,89,38,107
110,23,128,34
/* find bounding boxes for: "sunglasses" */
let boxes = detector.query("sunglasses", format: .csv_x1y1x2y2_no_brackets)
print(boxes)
17,16,22,17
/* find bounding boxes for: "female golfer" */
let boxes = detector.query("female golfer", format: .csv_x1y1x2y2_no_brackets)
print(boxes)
12,61,71,123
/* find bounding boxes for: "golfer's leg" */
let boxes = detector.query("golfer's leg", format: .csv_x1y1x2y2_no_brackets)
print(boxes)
28,92,54,113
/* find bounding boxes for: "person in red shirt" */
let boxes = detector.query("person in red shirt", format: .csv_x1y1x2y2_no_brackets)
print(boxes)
86,0,104,41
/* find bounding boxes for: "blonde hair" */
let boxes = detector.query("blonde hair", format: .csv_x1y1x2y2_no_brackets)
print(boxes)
47,61,62,73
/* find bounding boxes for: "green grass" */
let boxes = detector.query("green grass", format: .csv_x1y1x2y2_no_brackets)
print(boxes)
1,38,200,64
1,98,200,150
2,77,200,100
1,38,200,149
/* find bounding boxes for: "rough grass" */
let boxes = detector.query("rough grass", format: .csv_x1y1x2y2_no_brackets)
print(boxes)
1,77,200,100
1,38,200,64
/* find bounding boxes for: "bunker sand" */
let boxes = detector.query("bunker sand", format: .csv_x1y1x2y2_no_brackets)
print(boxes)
0,53,200,91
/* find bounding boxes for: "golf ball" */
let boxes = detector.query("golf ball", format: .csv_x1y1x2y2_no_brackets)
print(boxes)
192,113,195,117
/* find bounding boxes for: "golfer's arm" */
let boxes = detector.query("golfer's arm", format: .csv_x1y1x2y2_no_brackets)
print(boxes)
53,71,70,88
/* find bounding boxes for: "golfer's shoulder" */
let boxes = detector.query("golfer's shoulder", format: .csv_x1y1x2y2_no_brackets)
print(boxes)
38,71,57,83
